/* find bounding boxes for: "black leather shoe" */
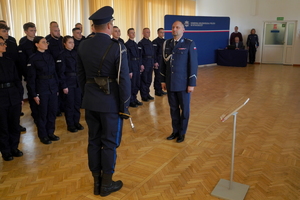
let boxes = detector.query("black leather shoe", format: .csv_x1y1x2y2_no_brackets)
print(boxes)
11,149,23,157
75,123,84,130
100,180,123,197
147,95,154,100
19,125,26,132
135,100,143,106
176,135,185,143
2,154,13,161
48,134,60,141
155,92,162,96
129,102,138,107
68,126,78,132
167,133,179,140
142,98,149,102
40,137,52,144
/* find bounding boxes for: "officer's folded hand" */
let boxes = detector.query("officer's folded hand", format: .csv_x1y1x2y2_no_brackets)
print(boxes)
119,110,131,119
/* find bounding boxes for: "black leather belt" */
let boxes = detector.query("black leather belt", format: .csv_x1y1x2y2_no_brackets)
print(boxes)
0,82,15,89
65,72,77,76
38,75,54,79
143,56,153,59
86,78,116,83
131,57,140,61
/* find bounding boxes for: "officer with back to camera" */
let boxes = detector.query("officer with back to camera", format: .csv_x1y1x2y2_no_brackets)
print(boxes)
77,6,131,197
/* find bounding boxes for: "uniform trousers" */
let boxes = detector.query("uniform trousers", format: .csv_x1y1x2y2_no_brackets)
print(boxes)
167,90,191,135
37,93,57,138
154,68,162,92
0,103,21,155
130,69,141,103
85,110,123,174
26,85,38,121
154,56,162,92
64,87,81,127
248,44,257,64
140,65,153,99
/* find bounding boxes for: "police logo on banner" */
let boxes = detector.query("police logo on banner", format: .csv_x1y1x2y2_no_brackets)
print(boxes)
184,21,189,27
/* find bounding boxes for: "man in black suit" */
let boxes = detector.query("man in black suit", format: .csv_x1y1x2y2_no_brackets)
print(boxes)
231,36,244,50
77,6,131,197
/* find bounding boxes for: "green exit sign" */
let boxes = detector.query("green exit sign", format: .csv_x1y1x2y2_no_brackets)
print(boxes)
277,17,284,21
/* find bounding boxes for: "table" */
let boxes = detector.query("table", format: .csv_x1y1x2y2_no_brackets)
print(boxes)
216,49,248,67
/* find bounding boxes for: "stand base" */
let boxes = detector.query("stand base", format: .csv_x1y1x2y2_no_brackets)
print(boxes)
211,179,249,200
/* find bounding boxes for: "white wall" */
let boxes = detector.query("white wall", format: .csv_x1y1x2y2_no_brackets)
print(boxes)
195,0,300,64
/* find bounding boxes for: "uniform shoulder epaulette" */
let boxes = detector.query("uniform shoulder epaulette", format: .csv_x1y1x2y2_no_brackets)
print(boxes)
185,38,193,42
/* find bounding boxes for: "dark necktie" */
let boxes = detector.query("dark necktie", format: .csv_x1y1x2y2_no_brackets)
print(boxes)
175,41,178,46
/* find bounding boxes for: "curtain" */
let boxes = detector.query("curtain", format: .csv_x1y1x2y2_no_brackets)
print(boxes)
0,0,195,43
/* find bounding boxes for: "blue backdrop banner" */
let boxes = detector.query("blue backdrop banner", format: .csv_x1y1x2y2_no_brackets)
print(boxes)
164,15,230,65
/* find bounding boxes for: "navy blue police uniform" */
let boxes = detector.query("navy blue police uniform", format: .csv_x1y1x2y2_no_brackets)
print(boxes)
27,50,59,144
125,38,143,107
0,56,24,161
73,36,86,51
138,37,155,101
18,37,38,122
160,37,198,141
246,33,259,64
46,35,64,115
77,7,131,196
152,36,165,96
57,48,82,131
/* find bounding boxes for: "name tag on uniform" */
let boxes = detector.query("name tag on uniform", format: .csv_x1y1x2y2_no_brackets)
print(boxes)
27,64,31,66
18,50,22,53
57,60,62,63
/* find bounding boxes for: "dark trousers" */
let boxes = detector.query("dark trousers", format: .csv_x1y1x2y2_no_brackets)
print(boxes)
0,103,21,155
37,93,57,138
64,87,81,127
85,110,123,174
140,66,153,99
26,85,38,121
167,91,191,135
154,68,162,92
130,70,141,103
248,45,257,64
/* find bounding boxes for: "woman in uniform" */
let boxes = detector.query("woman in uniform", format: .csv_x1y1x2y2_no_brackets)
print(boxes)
246,28,259,64
0,36,24,161
57,36,83,132
27,36,60,144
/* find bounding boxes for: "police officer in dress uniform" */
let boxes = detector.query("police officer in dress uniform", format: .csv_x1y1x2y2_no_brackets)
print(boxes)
0,23,26,132
18,22,38,123
27,36,60,145
72,27,86,51
0,36,24,161
125,28,143,107
138,28,155,101
57,36,83,132
246,28,259,64
152,28,167,96
46,26,64,116
112,26,124,44
77,6,131,197
161,21,198,143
